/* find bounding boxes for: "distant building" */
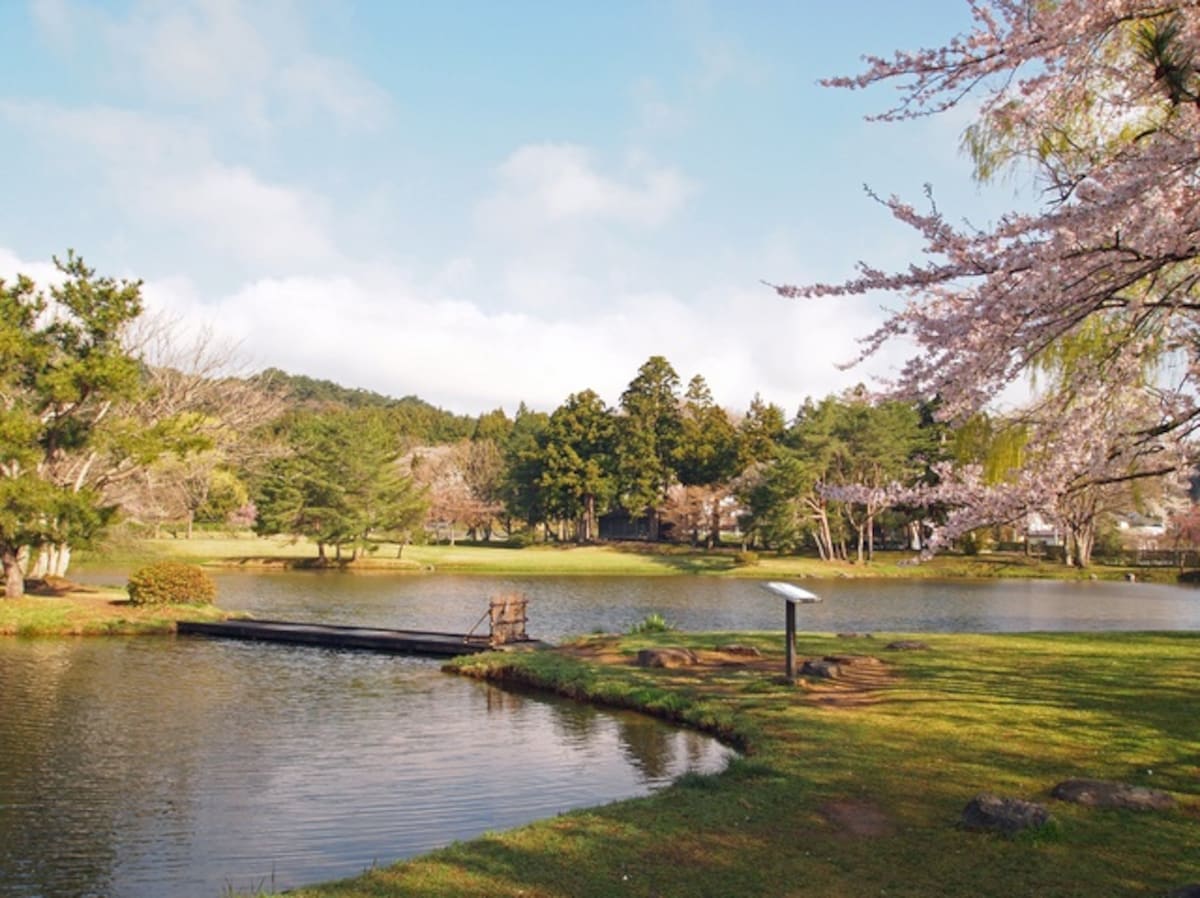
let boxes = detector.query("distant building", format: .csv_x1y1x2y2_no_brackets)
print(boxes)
1024,512,1061,547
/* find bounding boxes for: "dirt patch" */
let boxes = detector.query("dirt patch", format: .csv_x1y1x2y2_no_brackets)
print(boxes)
555,638,899,710
819,799,895,838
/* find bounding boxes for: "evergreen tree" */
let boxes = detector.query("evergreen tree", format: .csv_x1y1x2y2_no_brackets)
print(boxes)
616,356,682,540
539,390,616,542
0,253,144,597
254,409,426,560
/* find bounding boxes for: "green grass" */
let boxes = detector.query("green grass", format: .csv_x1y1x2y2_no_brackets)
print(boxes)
73,535,1184,582
0,587,231,636
263,631,1198,898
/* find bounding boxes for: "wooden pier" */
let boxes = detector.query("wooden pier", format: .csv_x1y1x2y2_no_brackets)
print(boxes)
177,619,497,657
177,593,540,658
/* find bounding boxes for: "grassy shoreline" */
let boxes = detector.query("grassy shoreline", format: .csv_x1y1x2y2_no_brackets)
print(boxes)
0,585,230,636
267,631,1197,898
72,535,1193,583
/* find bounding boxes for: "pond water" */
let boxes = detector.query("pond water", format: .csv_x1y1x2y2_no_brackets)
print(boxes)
0,636,732,898
6,570,1196,897
149,570,1200,638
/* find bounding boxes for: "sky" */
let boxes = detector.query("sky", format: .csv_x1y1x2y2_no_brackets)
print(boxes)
0,0,1025,418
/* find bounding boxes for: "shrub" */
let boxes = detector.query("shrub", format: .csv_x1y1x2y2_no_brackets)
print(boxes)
126,562,217,606
629,612,673,634
733,550,759,566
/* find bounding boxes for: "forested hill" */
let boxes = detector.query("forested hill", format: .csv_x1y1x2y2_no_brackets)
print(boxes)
258,368,476,443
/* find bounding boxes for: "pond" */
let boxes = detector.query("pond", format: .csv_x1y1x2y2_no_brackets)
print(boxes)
6,570,1196,897
0,636,733,898
183,570,1200,638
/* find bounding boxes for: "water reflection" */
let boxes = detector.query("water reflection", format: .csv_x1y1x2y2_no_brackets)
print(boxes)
0,638,733,898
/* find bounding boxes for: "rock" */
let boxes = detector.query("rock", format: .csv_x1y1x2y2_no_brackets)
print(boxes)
801,659,842,679
1125,572,1137,582
636,647,698,669
961,793,1052,835
823,654,881,667
837,632,874,639
1051,779,1176,811
886,640,930,651
716,643,762,658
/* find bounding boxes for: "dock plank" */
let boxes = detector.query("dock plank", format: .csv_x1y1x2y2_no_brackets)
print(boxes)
177,619,497,657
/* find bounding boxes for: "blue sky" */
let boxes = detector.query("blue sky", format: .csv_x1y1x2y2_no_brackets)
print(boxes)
0,0,1020,416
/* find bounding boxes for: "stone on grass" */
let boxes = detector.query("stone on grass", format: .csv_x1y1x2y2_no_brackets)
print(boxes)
1051,779,1176,811
716,644,762,658
886,640,930,651
801,659,842,679
961,793,1052,835
636,647,698,669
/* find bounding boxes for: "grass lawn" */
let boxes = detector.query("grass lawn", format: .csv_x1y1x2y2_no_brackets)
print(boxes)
0,583,230,636
268,630,1198,898
75,535,1181,583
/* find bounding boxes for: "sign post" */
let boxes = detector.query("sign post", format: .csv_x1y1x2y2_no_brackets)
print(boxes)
762,582,822,680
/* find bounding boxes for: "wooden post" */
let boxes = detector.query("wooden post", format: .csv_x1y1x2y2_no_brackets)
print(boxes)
785,599,797,680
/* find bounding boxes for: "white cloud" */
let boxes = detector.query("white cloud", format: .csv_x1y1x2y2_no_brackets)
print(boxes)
0,101,338,270
477,144,695,234
2,232,904,418
146,164,337,267
130,261,893,416
0,247,65,287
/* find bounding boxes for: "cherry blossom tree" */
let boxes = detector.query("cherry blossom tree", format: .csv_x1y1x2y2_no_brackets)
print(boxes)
774,1,1199,549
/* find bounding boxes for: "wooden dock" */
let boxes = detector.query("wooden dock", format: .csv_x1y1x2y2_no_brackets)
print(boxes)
177,619,500,657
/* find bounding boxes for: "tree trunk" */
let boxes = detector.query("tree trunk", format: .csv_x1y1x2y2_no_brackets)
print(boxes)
318,541,327,561
2,544,25,598
54,544,70,577
582,494,596,543
31,547,49,579
186,512,194,540
1074,522,1096,568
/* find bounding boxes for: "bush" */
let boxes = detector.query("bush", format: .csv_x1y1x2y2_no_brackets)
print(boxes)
629,612,673,634
733,550,759,566
126,562,217,606
506,530,537,548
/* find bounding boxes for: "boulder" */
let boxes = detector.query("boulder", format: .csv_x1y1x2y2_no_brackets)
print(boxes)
1051,779,1176,811
801,659,842,679
961,793,1052,835
886,640,930,651
636,647,698,669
